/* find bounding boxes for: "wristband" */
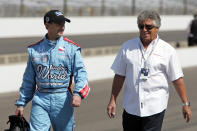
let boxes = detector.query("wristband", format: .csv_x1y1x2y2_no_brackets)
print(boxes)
182,102,190,106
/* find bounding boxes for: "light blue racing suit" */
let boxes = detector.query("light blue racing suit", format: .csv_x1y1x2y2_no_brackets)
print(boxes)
16,35,90,131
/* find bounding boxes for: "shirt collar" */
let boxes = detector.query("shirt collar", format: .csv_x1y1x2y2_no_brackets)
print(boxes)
139,35,159,51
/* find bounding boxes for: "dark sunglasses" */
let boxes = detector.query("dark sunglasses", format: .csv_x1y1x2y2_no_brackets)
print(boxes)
138,24,155,30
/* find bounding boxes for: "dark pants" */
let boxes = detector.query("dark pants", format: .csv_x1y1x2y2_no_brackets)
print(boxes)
122,110,165,131
188,37,197,46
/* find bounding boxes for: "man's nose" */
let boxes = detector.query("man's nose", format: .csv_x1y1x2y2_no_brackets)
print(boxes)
142,26,148,31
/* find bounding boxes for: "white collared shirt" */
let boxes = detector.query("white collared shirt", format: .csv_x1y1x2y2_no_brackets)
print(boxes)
111,36,183,117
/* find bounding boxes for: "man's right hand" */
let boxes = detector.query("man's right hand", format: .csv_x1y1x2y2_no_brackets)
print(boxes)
15,106,24,116
107,99,116,119
107,74,125,119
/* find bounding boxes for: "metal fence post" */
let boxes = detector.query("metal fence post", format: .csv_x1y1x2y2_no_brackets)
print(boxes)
63,0,67,15
159,0,164,14
101,0,105,16
183,0,188,15
20,0,25,16
131,0,136,15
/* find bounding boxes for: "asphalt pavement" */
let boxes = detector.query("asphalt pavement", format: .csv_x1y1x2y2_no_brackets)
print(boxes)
0,66,196,131
0,30,187,55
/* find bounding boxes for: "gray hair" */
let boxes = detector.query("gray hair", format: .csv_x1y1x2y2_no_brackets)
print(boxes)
137,10,161,28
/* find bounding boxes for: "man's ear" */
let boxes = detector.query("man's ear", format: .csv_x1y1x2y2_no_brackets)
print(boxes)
45,23,49,30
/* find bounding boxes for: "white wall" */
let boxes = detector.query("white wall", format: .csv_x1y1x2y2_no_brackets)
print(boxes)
0,15,193,38
1,47,197,93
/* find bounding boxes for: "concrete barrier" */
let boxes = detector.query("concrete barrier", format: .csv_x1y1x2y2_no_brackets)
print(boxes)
0,15,193,38
0,46,197,93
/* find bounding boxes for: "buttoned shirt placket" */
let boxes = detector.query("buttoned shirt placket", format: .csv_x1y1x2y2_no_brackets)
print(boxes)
138,37,158,115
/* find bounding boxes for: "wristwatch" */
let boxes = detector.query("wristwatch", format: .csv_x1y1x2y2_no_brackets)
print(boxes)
182,102,190,106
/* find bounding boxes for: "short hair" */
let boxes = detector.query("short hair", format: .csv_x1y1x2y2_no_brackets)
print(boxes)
137,10,161,28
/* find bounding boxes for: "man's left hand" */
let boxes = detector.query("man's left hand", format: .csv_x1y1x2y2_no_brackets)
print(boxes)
72,95,81,107
182,106,192,123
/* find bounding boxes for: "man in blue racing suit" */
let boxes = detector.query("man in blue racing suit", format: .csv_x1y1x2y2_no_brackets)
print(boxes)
15,10,90,131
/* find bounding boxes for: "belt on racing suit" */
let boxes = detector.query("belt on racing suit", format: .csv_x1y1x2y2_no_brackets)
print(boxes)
38,87,68,93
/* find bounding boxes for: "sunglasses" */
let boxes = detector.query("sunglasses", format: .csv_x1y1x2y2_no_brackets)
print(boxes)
138,24,155,30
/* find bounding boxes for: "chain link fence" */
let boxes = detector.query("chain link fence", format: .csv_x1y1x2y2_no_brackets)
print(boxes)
0,0,197,17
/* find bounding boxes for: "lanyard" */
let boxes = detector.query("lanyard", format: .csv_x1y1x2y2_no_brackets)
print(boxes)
139,38,159,68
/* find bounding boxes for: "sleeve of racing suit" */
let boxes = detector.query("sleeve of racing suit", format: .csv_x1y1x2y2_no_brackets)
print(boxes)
72,47,90,99
16,48,36,107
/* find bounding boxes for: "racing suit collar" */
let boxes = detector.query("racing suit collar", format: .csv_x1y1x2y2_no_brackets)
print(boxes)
44,34,63,46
